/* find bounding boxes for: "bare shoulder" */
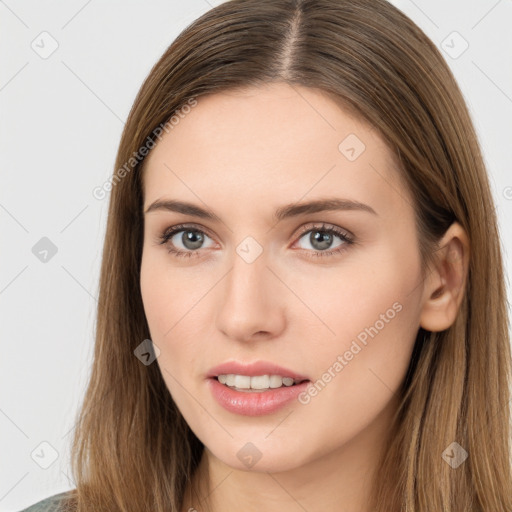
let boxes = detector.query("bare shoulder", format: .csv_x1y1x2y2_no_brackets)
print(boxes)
18,490,76,512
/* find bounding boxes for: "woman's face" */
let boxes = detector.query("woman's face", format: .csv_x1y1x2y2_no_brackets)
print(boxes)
140,82,426,473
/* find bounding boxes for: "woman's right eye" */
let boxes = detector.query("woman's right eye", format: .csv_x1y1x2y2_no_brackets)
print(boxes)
158,225,215,258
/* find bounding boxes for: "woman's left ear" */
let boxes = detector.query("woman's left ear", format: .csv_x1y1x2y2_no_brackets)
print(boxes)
419,221,470,332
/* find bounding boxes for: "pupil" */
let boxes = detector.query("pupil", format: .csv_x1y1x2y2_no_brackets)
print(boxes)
183,230,203,250
311,231,332,250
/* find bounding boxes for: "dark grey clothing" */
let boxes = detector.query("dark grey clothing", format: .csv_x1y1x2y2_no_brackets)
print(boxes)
18,491,74,512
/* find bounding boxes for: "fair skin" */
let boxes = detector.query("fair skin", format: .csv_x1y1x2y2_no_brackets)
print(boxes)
139,82,469,512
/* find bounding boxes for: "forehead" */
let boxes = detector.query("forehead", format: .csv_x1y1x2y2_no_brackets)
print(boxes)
142,83,410,220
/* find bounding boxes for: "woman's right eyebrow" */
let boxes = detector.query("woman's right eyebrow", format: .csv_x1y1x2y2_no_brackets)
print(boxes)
143,197,378,222
144,199,220,220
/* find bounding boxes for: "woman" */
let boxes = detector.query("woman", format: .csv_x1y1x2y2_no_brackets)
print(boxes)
20,0,512,510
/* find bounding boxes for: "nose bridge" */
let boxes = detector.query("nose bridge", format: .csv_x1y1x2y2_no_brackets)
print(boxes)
215,237,285,341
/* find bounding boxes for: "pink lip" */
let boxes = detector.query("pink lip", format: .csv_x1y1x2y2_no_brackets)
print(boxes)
207,360,309,381
206,360,311,416
207,378,310,416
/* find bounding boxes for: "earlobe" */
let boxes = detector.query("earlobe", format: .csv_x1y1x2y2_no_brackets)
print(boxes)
419,222,470,332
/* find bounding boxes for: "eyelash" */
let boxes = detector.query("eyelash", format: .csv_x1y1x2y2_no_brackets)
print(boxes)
156,222,354,260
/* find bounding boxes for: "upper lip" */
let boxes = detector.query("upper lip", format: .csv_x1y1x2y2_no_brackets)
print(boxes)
207,361,310,381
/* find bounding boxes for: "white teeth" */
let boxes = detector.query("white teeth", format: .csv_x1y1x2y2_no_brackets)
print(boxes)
269,375,283,388
251,375,269,389
216,374,301,390
282,377,294,386
234,375,251,389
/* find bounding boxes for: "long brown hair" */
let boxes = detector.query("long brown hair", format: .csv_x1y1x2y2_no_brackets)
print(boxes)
65,1,512,510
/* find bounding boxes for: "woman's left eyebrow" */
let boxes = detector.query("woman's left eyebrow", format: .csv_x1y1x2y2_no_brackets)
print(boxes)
143,197,378,221
273,198,378,221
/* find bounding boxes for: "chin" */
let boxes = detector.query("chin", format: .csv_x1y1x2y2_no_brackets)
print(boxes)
205,437,313,474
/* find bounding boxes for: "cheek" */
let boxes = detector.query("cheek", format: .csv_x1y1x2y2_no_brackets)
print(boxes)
282,234,421,335
284,237,423,393
140,249,199,336
140,258,169,336
140,250,211,386
140,261,195,411
284,259,421,452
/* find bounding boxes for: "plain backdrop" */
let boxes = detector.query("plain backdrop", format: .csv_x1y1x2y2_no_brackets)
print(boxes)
1,1,511,510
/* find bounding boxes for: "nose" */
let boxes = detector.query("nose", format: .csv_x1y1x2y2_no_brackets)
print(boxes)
215,246,286,343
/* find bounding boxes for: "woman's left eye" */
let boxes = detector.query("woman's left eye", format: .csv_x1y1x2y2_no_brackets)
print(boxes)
157,222,354,259
294,223,354,258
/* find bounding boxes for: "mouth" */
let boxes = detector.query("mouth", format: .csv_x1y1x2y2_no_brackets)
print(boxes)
212,374,310,393
207,374,311,416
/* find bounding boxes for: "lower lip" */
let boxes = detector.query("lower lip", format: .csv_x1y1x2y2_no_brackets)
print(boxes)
207,377,310,416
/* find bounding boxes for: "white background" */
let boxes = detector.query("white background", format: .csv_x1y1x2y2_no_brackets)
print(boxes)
1,1,511,510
